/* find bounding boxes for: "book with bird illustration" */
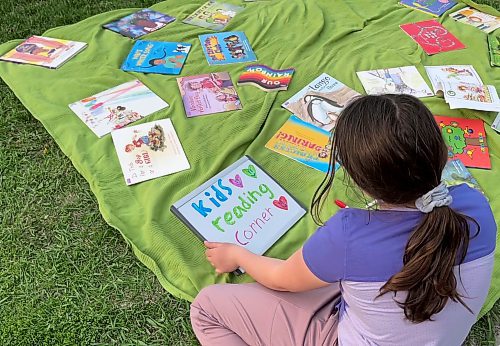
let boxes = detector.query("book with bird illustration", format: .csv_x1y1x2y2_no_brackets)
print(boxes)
103,9,175,39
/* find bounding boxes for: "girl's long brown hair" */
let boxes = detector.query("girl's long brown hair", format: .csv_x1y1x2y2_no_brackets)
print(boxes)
312,94,479,323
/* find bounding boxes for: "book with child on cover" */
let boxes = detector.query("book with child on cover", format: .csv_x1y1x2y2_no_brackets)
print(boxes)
0,36,87,68
435,115,491,169
103,9,175,39
112,118,190,185
171,155,306,258
183,1,244,31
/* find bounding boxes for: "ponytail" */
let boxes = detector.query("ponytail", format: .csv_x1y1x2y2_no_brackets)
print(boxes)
379,206,479,323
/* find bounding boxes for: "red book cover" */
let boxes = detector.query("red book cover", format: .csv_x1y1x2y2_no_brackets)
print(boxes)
435,115,491,169
400,20,466,55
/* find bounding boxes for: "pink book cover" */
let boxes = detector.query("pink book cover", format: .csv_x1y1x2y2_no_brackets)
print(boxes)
400,20,465,55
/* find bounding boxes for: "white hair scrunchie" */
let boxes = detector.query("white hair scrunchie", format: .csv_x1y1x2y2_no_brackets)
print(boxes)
415,182,453,213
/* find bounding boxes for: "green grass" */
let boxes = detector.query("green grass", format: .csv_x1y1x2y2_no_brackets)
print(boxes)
0,0,498,344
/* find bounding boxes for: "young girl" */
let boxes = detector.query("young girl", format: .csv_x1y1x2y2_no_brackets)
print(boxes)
190,94,496,345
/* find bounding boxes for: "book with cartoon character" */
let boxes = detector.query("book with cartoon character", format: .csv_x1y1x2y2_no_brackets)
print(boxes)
281,73,360,132
121,41,191,75
103,9,175,39
356,66,433,98
399,0,457,17
488,34,500,67
199,31,256,65
182,1,244,31
441,159,484,193
112,118,190,185
177,72,242,117
440,82,500,112
0,36,87,68
435,115,490,169
424,65,483,95
170,155,306,268
449,6,500,34
69,79,169,138
400,20,465,55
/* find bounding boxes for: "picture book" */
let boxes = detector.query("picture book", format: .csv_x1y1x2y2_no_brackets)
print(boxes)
199,31,256,65
0,36,87,68
282,73,360,132
121,41,191,75
400,20,466,55
111,118,190,185
182,1,244,31
441,82,500,112
237,65,294,92
265,115,339,173
492,112,500,133
399,0,457,17
435,115,490,169
356,66,433,98
441,159,483,193
177,72,242,118
488,34,500,67
69,80,169,138
449,6,500,34
103,9,175,39
424,65,483,94
171,155,306,259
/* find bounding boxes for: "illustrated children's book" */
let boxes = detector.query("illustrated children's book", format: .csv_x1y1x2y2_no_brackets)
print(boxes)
440,82,500,112
103,9,175,39
435,115,490,169
449,6,500,34
121,41,191,75
400,20,466,55
183,1,244,31
399,0,457,17
424,65,483,94
199,31,256,65
177,72,242,118
69,80,169,138
0,36,87,68
171,155,306,259
111,118,190,185
237,65,295,92
492,112,500,133
356,66,433,98
488,34,500,67
265,115,339,173
282,73,360,132
441,159,484,193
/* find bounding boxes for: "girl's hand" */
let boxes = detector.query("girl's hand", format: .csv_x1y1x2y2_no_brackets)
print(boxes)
204,241,245,274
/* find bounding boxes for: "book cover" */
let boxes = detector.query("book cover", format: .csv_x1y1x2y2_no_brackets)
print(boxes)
171,155,306,256
356,66,433,98
103,9,175,39
492,112,500,133
435,115,490,169
488,34,500,67
111,118,190,185
441,159,484,193
441,82,500,112
400,0,457,17
282,73,361,132
449,6,500,34
199,31,256,65
182,1,244,31
121,41,191,75
265,115,339,173
424,65,483,94
0,35,87,68
177,72,242,118
237,64,294,92
69,79,169,138
400,20,465,55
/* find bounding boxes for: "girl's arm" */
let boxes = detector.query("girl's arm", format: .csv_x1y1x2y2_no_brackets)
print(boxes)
204,242,330,292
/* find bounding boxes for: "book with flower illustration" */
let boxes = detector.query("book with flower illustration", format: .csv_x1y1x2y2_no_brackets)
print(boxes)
183,1,244,31
435,115,490,169
103,9,175,39
111,118,190,185
69,79,169,138
0,36,87,68
399,0,457,17
171,155,306,261
449,6,500,34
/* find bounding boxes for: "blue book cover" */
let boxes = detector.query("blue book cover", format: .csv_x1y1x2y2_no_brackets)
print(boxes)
103,9,175,39
199,31,257,66
399,0,457,17
121,41,191,75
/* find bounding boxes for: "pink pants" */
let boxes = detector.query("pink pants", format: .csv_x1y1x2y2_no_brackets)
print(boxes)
190,282,341,346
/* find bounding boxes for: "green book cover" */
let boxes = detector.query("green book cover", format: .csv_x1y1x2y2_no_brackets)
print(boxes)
487,34,500,67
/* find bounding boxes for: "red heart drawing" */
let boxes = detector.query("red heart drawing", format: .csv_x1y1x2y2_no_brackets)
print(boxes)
229,174,243,188
273,196,288,210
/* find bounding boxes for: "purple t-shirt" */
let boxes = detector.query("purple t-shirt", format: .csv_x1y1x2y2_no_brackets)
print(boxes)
303,184,496,345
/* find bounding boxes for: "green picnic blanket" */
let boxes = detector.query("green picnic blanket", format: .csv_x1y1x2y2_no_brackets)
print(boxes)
0,0,499,318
